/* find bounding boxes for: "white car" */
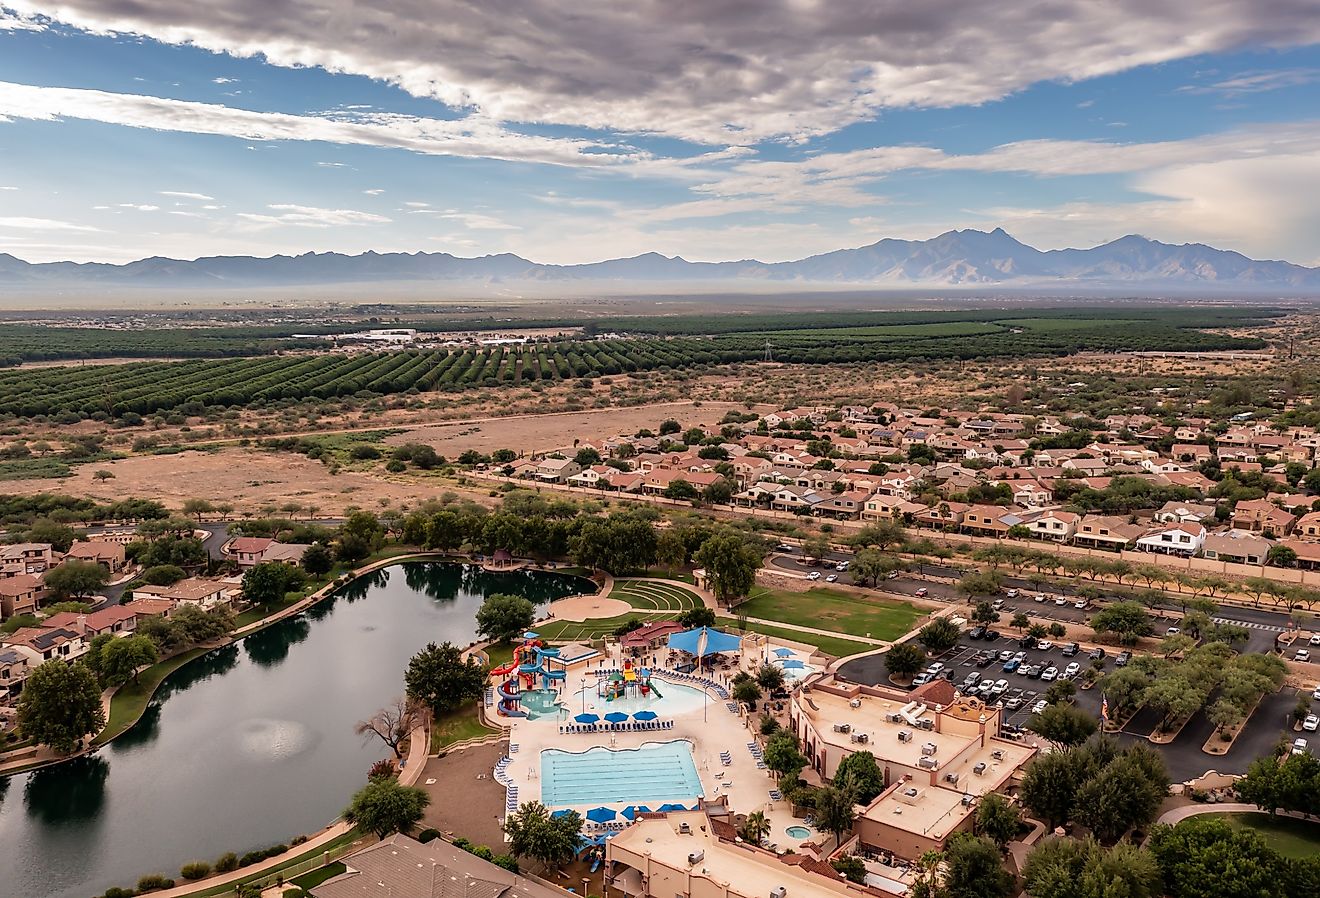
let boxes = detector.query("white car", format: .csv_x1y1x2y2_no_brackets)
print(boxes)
1313,684,1320,701
825,574,838,583
926,662,945,675
1074,599,1088,609
1005,589,1019,599
836,561,849,572
1166,627,1181,636
1031,699,1049,715
915,587,928,597
1036,641,1054,651
807,571,822,581
1063,662,1081,678
1310,633,1320,646
991,679,1009,696
1054,596,1068,606
1293,737,1310,755
1305,715,1319,733
1034,593,1047,603
1298,650,1313,663
1040,666,1059,681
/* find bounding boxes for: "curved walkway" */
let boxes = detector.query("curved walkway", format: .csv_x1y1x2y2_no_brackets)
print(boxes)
1156,802,1316,826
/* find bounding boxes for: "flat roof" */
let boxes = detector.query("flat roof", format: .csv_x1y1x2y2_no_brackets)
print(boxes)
799,688,977,768
609,812,887,898
864,784,971,841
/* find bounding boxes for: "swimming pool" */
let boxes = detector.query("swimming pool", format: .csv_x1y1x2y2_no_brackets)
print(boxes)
540,741,704,807
785,825,812,839
567,677,710,717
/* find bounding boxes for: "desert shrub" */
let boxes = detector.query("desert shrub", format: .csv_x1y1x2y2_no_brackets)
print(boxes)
180,861,212,880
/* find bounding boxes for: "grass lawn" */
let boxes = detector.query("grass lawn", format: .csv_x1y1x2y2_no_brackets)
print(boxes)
735,587,924,641
94,646,210,745
484,641,516,668
289,862,347,889
610,579,702,613
1222,813,1320,859
180,828,365,898
234,592,306,628
534,611,667,643
431,704,499,753
716,617,872,659
642,568,696,584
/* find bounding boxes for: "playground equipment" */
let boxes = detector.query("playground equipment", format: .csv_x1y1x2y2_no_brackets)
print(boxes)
599,659,662,701
491,632,566,717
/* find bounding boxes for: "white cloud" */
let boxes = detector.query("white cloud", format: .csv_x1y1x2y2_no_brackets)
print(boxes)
363,188,385,196
8,0,1320,143
316,161,347,167
1180,68,1320,97
159,190,214,200
0,8,43,30
0,80,639,167
402,201,430,208
236,203,392,228
211,76,238,84
0,216,101,232
406,208,519,230
116,203,160,211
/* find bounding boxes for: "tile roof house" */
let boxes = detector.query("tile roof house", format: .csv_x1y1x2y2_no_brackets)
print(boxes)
1030,510,1079,541
1072,515,1143,551
64,540,127,573
0,574,44,619
312,833,567,898
1231,498,1297,538
133,577,231,610
42,605,138,639
3,626,87,662
1135,522,1206,556
1154,501,1217,524
0,543,56,577
226,536,274,566
1201,531,1272,565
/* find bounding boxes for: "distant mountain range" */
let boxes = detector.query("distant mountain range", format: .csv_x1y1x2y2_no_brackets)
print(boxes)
2,229,1318,292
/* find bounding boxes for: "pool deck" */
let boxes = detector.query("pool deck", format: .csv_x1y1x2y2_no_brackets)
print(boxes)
497,641,825,849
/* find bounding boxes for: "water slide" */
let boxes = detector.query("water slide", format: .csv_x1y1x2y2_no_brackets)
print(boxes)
536,646,566,690
497,675,526,717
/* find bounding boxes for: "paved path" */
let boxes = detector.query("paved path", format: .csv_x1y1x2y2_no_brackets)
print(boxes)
1155,802,1317,825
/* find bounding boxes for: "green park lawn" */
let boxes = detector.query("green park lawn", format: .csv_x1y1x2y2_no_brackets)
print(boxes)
431,704,499,753
735,587,925,641
94,646,209,745
717,617,872,659
1223,813,1320,859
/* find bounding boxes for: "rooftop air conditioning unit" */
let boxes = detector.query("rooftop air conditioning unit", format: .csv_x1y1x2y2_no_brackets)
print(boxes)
973,763,987,776
850,699,862,709
921,742,938,756
902,787,919,799
771,887,788,898
687,851,705,866
944,772,960,785
961,794,975,807
917,718,935,730
678,822,692,834
990,750,1005,761
832,723,852,733
918,757,938,770
856,733,869,744
897,730,912,743
885,712,902,723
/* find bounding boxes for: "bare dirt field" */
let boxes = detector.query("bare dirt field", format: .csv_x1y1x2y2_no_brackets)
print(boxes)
383,399,751,456
0,449,427,513
418,741,509,849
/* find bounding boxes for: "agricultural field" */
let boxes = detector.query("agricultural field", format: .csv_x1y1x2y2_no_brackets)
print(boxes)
0,306,1276,422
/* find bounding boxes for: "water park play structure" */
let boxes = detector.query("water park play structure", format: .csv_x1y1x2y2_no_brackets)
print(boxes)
597,659,663,701
492,631,566,717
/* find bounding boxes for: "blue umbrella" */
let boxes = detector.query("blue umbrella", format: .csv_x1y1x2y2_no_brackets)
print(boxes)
621,805,651,820
604,711,629,723
575,713,600,724
633,710,658,721
524,631,540,640
553,809,574,818
773,648,794,657
780,659,807,669
586,807,617,823
656,803,687,812
639,668,651,677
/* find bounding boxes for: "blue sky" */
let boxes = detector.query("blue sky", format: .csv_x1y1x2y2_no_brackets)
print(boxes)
2,2,1320,265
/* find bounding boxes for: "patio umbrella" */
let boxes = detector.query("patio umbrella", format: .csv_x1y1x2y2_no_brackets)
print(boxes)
586,807,618,823
621,805,651,820
574,713,600,724
639,668,651,677
780,659,807,669
656,803,687,812
773,648,794,657
524,631,540,640
553,809,575,818
604,711,629,723
633,710,658,721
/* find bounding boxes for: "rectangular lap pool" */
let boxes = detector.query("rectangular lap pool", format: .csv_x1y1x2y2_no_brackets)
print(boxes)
540,741,703,807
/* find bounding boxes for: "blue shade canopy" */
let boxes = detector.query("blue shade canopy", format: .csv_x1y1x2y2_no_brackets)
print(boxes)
773,648,795,657
586,807,618,822
780,659,807,669
553,809,575,818
667,626,741,658
621,805,652,820
574,713,600,723
524,631,539,640
604,711,629,723
656,803,688,812
633,710,658,721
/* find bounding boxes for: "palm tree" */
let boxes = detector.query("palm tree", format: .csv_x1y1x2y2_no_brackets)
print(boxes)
739,811,771,845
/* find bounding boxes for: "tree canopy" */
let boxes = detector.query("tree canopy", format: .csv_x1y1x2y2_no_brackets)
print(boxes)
16,660,105,753
343,777,430,839
405,641,486,716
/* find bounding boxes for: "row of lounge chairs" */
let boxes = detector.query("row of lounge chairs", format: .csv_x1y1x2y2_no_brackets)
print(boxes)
658,669,730,700
558,720,675,734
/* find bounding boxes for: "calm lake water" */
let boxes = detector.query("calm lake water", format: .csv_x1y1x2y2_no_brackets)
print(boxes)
0,562,590,898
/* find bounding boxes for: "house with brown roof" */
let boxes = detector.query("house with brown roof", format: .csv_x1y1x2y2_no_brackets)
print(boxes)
120,597,177,620
1294,511,1320,540
812,489,871,521
133,577,231,611
3,626,87,663
1201,531,1272,566
915,501,969,530
1135,522,1206,556
42,605,138,639
225,536,273,566
619,620,687,653
0,646,36,703
1030,510,1078,541
0,574,44,619
1072,515,1142,551
64,540,128,573
1231,498,1297,537
0,543,56,577
960,505,1012,536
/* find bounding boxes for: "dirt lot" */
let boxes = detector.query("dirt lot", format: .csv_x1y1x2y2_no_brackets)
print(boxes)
0,449,428,514
384,400,750,456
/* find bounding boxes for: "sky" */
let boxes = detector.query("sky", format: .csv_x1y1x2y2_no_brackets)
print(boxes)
2,2,1320,266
